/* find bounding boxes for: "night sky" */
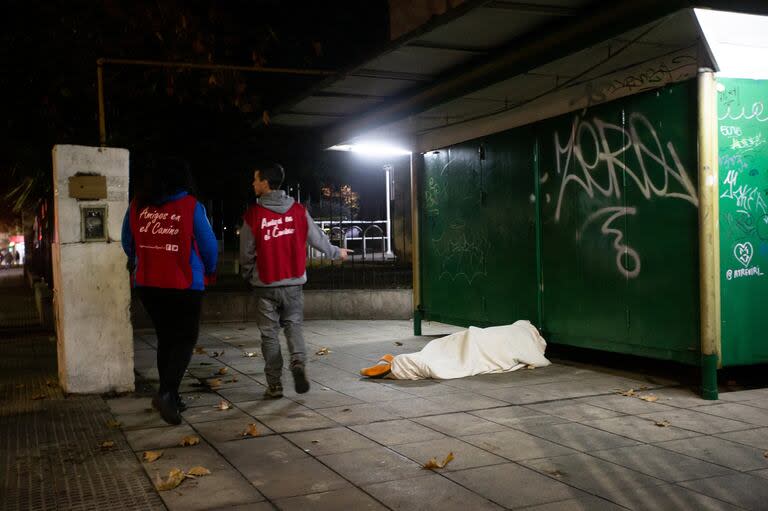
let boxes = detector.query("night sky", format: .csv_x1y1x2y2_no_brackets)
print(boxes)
1,0,391,229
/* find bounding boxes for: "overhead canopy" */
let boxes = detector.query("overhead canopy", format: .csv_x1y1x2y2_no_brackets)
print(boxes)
270,0,768,152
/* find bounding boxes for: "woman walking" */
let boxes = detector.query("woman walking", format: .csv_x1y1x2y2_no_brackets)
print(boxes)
122,158,217,425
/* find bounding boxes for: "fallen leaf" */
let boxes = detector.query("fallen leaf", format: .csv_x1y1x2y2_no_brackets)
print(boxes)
341,408,351,412
193,347,207,355
243,352,258,358
216,400,231,411
180,435,200,447
422,452,455,470
31,394,47,400
212,351,224,357
242,423,260,437
639,395,658,402
207,378,223,388
155,468,185,491
654,420,671,428
526,365,536,370
638,385,650,391
99,441,115,450
545,470,564,478
311,440,320,444
106,419,122,429
186,466,211,477
218,367,228,375
143,450,164,463
315,347,331,356
617,389,636,397
227,377,239,383
764,451,768,459
394,342,403,346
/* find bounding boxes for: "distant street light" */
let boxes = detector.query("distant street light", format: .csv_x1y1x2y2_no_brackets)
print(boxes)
383,164,395,260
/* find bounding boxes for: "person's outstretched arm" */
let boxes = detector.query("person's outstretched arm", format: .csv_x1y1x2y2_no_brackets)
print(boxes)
305,210,348,260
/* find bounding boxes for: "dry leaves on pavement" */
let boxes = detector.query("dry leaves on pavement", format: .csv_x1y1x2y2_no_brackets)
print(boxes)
639,394,658,402
394,342,403,346
180,435,200,447
193,347,207,355
315,347,331,356
217,367,228,375
243,352,258,358
654,420,671,428
617,388,636,397
216,400,231,411
143,450,163,463
99,441,115,450
155,469,185,491
186,466,211,477
207,378,223,389
422,452,455,470
242,424,260,437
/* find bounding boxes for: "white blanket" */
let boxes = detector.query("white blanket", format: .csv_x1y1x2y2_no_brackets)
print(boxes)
390,320,550,380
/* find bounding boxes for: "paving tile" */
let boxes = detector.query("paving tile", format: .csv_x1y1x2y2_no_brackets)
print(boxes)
680,473,768,509
350,419,447,445
380,397,448,418
331,382,415,402
604,484,742,511
462,429,575,461
179,392,223,408
284,388,365,409
636,408,753,435
241,456,351,500
316,403,400,426
206,502,274,511
634,387,717,408
470,405,562,427
284,427,380,456
180,403,252,424
138,443,264,511
445,463,609,509
380,380,463,397
392,437,506,472
514,422,640,452
113,409,173,431
584,415,700,443
251,408,338,433
591,444,736,482
655,436,768,471
516,496,624,511
106,396,154,415
317,446,426,486
751,468,768,480
743,398,768,410
238,398,310,416
719,388,768,402
578,395,677,415
413,413,510,437
363,473,502,511
716,427,768,450
192,417,274,444
216,435,309,467
423,392,509,413
274,487,387,511
527,401,625,421
124,424,198,451
521,453,665,495
695,402,768,427
216,384,267,403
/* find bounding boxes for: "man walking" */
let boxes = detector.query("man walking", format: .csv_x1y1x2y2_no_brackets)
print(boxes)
240,163,348,398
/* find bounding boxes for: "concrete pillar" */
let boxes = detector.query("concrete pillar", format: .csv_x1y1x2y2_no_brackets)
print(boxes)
51,145,134,394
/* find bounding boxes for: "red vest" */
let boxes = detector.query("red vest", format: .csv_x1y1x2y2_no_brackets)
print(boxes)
244,203,308,284
130,195,197,289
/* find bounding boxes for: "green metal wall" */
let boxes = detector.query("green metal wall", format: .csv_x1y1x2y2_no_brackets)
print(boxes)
718,78,768,366
421,80,701,364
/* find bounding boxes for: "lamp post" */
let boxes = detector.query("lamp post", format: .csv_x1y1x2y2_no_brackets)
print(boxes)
383,164,395,259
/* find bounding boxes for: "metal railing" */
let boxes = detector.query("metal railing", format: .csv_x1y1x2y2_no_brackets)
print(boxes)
310,220,392,262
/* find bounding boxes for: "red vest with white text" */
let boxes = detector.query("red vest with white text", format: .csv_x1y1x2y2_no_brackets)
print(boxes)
244,203,308,284
130,195,197,289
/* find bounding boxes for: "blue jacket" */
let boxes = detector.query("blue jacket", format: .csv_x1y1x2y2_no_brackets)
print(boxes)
122,191,218,290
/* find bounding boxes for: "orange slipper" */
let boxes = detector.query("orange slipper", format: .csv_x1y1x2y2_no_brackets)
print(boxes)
380,354,394,363
360,360,392,378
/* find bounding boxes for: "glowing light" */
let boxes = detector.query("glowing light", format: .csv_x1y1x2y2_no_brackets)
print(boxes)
328,143,411,157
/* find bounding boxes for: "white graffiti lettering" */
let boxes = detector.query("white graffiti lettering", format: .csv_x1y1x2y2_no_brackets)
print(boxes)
718,101,768,123
579,207,641,279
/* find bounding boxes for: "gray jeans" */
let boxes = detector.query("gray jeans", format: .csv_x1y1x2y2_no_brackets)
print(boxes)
253,286,305,385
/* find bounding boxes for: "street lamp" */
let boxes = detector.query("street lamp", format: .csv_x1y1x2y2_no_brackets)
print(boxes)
383,164,395,259
328,142,411,260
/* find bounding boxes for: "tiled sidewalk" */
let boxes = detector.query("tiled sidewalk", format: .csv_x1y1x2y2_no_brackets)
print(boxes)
109,321,768,511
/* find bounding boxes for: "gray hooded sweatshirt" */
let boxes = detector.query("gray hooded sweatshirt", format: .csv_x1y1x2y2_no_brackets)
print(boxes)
240,190,341,287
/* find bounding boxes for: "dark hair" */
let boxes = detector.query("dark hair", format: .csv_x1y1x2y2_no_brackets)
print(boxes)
255,163,284,190
135,157,194,208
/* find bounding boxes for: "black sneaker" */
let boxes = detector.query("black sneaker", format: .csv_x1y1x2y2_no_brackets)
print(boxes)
156,392,182,425
291,364,310,394
264,383,283,399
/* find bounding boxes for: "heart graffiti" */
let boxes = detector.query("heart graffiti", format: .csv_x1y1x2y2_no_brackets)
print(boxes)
733,242,754,268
